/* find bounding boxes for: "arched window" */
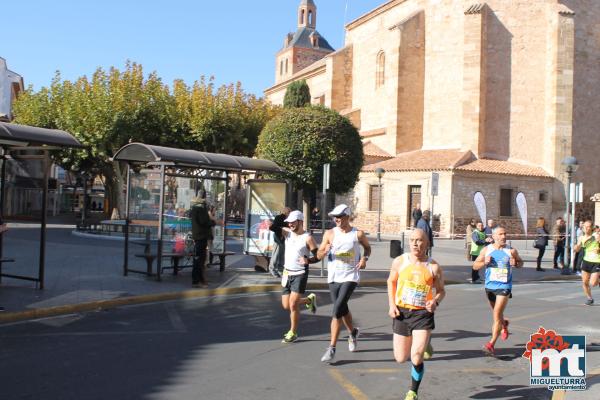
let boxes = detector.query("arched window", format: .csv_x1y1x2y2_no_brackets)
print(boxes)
308,10,313,26
280,60,284,76
376,51,385,88
300,10,305,25
285,58,288,74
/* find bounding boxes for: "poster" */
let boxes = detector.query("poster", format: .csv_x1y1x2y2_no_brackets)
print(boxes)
473,191,487,224
244,180,287,256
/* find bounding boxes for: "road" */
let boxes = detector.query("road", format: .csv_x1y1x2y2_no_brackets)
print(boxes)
1,281,598,400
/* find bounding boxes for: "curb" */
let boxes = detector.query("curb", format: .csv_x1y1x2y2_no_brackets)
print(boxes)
0,276,574,324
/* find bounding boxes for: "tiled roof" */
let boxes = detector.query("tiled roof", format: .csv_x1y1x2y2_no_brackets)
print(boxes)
362,149,471,172
363,141,393,158
283,27,334,52
360,128,385,138
455,159,552,177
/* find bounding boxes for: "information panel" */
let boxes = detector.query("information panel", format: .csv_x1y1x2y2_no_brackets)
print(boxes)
244,180,287,256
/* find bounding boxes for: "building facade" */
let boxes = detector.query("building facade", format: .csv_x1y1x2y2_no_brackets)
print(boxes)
265,0,600,236
0,57,24,121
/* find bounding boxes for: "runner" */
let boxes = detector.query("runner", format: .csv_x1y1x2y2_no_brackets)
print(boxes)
387,229,445,400
317,204,371,363
280,210,319,343
473,226,523,356
573,220,600,305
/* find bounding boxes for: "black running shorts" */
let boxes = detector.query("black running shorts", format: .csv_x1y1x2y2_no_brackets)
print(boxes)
581,260,600,274
392,307,435,336
485,288,512,303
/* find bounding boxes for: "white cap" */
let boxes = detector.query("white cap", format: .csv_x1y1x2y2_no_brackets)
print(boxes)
328,204,351,217
284,210,304,223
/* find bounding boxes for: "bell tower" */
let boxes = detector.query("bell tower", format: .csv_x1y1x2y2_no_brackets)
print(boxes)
298,0,316,29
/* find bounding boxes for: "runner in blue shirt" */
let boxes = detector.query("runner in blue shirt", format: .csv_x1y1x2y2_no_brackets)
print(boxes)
473,226,523,356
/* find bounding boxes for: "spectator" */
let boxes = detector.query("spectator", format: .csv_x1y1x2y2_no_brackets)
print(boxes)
190,191,215,288
470,221,486,283
311,207,320,229
416,210,433,251
465,218,476,261
412,204,422,228
268,207,292,278
484,219,496,243
534,217,548,272
551,217,565,269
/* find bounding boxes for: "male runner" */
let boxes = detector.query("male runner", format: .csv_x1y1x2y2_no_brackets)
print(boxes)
317,204,371,363
573,220,600,305
280,210,319,343
473,226,523,355
387,229,445,400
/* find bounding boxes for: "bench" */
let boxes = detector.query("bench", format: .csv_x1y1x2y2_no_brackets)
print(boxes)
161,252,193,275
207,251,235,272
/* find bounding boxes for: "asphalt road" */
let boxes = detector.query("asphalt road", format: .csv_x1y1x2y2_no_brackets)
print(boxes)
1,281,599,400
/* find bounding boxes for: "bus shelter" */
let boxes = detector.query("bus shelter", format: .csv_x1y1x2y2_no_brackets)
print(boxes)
0,122,83,289
112,143,283,281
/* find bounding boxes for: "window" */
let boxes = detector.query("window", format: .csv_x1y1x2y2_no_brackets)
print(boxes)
285,58,288,74
300,10,305,25
500,188,513,216
280,60,283,76
369,184,382,212
376,51,385,88
308,10,313,26
538,191,548,203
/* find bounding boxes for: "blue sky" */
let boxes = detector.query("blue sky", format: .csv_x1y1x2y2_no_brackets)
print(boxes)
3,0,384,97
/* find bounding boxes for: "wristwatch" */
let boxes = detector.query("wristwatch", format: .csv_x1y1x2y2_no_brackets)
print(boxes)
363,256,369,261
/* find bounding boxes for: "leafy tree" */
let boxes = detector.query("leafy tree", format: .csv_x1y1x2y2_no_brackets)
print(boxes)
13,63,278,215
256,106,363,199
283,80,311,108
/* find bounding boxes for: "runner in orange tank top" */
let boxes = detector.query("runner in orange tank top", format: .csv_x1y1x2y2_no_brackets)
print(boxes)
387,229,445,400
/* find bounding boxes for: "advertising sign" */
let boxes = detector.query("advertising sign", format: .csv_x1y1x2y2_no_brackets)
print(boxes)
473,191,487,225
244,180,287,256
516,192,528,234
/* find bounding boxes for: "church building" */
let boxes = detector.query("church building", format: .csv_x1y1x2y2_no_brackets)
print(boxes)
265,0,600,236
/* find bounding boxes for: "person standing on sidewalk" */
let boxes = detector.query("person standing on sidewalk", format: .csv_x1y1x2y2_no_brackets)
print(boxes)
268,207,291,278
280,210,319,343
470,221,486,283
473,226,523,356
534,217,548,272
317,204,371,363
416,211,434,253
190,192,215,288
551,217,565,270
387,229,446,400
412,204,422,228
465,219,476,261
573,220,600,306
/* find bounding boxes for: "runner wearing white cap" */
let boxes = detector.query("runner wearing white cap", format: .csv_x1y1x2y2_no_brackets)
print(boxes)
280,210,320,343
317,204,371,362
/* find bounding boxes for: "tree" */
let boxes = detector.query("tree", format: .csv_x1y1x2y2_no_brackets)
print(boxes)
13,63,278,215
256,106,363,203
283,80,311,108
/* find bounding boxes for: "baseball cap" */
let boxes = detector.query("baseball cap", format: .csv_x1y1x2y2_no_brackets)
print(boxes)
328,204,351,217
284,210,304,223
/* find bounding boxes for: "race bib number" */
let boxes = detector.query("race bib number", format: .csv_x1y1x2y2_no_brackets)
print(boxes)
489,267,508,283
400,281,430,308
334,250,355,267
281,270,289,287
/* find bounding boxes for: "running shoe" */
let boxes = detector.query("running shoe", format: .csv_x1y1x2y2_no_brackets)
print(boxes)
306,293,317,314
483,342,495,356
282,330,298,343
404,390,418,400
348,328,359,352
321,346,336,362
423,342,434,360
585,298,594,306
501,320,510,341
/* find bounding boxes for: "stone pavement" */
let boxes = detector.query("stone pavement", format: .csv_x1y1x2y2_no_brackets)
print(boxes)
0,223,578,322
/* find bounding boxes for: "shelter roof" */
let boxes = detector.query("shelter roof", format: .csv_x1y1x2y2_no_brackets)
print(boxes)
0,122,83,148
112,143,283,173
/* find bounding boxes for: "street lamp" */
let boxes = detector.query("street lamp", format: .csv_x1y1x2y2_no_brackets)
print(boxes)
375,167,385,242
562,156,579,275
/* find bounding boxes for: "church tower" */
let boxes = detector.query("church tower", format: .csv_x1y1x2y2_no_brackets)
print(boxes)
274,0,334,84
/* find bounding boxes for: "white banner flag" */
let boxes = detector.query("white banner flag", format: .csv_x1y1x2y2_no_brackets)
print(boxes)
516,192,528,234
473,192,487,224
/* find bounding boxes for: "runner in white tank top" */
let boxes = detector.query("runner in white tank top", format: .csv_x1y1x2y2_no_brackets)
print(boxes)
317,204,371,363
279,210,320,344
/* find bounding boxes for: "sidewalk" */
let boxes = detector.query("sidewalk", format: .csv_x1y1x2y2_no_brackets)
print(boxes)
0,224,578,323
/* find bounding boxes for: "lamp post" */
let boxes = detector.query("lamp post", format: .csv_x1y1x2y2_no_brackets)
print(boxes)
562,156,579,275
375,167,385,242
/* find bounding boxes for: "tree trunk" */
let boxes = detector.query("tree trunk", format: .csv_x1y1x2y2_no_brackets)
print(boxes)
103,162,126,219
